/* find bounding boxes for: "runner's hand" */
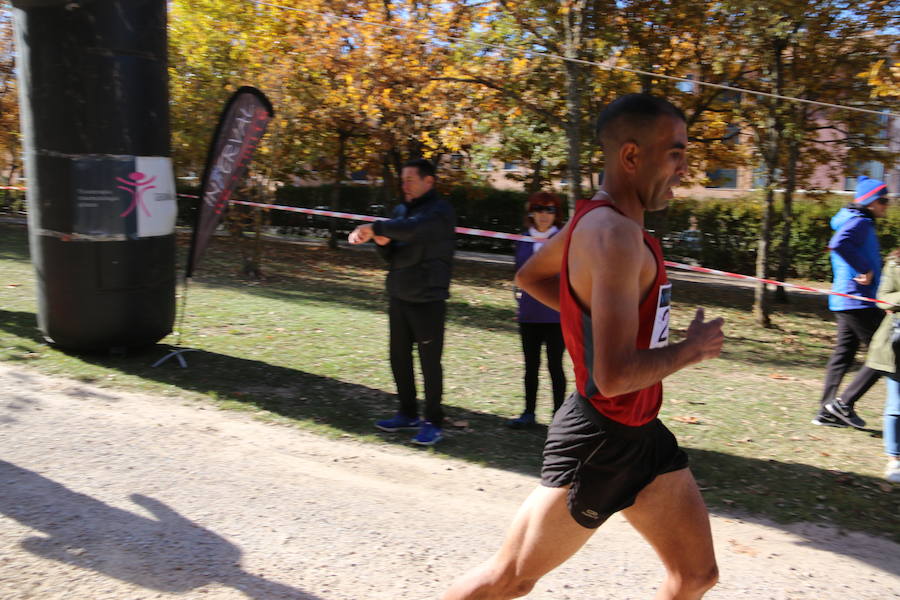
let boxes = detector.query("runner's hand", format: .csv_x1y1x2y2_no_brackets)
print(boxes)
685,307,724,362
373,235,391,246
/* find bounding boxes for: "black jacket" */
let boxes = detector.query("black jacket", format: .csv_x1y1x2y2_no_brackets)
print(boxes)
372,189,456,302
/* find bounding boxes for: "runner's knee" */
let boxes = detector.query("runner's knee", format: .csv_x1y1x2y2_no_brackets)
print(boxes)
672,562,719,595
481,563,539,599
495,572,538,599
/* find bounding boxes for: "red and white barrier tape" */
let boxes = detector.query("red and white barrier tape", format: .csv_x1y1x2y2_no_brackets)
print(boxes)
0,186,27,191
217,198,885,306
6,191,876,305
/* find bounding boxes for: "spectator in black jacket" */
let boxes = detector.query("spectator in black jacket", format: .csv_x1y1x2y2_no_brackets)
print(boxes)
348,158,456,446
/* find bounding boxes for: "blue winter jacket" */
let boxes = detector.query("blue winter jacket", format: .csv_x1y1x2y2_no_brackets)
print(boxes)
828,205,881,311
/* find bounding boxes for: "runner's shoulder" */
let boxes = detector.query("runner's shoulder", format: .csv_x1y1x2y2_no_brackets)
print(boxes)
574,206,643,251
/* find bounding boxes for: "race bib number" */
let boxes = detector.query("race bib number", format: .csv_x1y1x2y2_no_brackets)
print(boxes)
649,283,672,349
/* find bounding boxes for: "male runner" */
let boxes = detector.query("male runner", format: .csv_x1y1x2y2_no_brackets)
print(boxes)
441,94,725,600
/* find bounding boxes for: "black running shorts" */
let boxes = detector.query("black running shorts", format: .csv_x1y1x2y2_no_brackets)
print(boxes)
541,393,689,529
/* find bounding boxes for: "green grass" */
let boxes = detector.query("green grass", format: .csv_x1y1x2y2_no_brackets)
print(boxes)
1,222,898,542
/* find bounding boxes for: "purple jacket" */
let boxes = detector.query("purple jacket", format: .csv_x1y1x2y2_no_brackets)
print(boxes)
514,231,561,324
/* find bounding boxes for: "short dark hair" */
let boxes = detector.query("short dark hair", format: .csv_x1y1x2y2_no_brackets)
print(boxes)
402,158,437,180
595,94,686,151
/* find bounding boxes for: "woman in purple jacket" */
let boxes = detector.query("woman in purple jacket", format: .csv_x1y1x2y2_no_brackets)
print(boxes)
508,192,567,428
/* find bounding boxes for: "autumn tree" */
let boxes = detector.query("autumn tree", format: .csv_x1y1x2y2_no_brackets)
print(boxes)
433,0,622,210
726,0,899,325
0,8,20,206
615,0,756,186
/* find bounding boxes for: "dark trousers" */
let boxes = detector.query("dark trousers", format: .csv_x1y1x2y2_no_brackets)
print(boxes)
389,297,445,427
820,307,883,409
519,322,567,414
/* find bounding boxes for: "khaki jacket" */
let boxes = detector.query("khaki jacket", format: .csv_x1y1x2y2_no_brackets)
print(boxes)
865,256,900,374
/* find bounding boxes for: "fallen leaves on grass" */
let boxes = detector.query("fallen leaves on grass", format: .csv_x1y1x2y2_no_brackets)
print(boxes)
673,415,702,424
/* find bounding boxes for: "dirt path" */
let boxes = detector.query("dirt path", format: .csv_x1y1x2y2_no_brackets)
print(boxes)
1,363,898,599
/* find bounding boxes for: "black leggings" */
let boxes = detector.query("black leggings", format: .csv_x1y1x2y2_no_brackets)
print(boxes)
519,322,567,414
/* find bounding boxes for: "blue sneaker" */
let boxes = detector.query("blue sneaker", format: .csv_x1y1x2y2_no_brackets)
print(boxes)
506,412,536,429
375,413,422,432
411,421,443,446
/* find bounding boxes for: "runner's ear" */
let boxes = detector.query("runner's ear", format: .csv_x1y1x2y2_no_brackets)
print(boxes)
619,140,640,174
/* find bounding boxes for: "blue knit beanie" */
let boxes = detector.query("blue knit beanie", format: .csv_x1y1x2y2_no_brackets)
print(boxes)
854,175,888,206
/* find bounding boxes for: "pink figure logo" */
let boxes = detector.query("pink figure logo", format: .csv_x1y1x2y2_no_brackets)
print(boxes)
117,171,157,218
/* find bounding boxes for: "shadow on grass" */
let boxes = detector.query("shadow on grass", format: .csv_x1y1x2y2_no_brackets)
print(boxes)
196,278,519,334
670,273,833,321
0,460,321,599
0,223,30,262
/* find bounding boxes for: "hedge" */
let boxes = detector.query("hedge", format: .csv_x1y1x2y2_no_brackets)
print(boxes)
652,196,900,280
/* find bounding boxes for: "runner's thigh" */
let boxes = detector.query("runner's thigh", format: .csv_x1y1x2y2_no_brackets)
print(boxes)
620,468,715,571
495,485,597,579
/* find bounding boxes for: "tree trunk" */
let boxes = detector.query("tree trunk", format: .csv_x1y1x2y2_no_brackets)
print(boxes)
754,185,775,327
2,162,16,210
387,147,403,200
753,40,786,328
527,159,543,194
774,136,799,303
561,4,585,214
329,131,349,250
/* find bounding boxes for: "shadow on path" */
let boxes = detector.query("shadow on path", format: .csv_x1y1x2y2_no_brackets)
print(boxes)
2,308,898,569
0,460,320,599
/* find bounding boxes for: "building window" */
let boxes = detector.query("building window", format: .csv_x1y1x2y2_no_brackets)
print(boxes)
706,168,738,189
844,161,885,191
503,160,521,171
751,165,782,189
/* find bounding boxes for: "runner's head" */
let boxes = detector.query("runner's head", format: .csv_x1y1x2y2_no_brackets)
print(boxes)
596,94,688,212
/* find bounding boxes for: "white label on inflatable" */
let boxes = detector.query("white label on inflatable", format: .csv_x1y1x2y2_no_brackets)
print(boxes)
133,156,177,238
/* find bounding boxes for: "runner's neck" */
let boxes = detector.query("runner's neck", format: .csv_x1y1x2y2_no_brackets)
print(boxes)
591,189,645,227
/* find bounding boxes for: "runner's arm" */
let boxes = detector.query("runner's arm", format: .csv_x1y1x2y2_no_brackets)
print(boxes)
586,224,723,397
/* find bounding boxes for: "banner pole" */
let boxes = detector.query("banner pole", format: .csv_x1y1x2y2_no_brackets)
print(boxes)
152,275,199,368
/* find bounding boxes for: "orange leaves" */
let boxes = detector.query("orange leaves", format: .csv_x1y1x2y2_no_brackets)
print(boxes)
673,415,702,425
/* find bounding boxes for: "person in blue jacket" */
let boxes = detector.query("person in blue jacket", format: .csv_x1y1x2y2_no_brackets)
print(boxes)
813,176,890,428
508,192,567,428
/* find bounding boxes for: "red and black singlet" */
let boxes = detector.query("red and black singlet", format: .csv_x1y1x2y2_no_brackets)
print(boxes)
560,199,672,426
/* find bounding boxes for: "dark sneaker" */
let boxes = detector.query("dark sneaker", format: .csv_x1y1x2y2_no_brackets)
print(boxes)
811,411,847,427
824,399,866,429
506,412,537,429
375,413,422,432
411,421,443,446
